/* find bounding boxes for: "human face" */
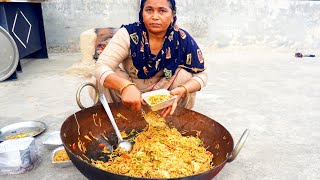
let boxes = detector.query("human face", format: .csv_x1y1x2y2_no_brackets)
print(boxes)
142,0,174,36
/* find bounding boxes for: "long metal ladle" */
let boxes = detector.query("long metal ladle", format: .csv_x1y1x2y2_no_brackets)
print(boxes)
75,82,132,152
99,93,133,153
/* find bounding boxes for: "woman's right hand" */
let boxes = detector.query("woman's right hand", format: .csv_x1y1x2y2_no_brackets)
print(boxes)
120,85,144,111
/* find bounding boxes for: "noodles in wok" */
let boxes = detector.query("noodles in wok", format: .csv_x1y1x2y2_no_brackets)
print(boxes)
92,112,213,178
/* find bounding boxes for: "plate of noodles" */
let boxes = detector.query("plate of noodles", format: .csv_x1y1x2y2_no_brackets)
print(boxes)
142,89,176,111
0,121,46,142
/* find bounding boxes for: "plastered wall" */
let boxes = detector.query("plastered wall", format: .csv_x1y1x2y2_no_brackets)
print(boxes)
42,0,320,52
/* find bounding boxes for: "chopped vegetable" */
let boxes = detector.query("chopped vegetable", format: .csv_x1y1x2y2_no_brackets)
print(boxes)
98,143,105,149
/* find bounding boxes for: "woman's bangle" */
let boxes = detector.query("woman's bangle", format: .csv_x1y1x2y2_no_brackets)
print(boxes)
120,83,136,94
178,84,189,97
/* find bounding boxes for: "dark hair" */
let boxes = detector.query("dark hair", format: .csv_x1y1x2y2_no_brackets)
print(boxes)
141,0,176,13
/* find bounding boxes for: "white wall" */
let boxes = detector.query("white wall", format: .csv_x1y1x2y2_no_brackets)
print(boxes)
42,0,320,52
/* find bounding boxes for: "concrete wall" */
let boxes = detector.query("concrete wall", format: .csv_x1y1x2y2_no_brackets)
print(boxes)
42,0,320,52
42,0,139,52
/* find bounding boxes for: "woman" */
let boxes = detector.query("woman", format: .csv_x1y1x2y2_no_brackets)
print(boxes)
92,0,207,117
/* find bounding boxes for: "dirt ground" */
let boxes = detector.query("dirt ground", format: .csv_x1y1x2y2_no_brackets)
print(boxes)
0,51,319,180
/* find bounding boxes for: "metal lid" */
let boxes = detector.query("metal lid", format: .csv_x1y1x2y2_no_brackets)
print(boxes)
0,26,19,82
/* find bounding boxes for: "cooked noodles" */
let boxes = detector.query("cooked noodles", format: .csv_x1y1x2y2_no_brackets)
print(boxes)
92,112,213,178
53,149,70,162
146,94,172,106
5,131,37,140
74,113,81,135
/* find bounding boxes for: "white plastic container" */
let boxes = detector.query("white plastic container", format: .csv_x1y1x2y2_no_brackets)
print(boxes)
42,131,62,150
142,89,176,111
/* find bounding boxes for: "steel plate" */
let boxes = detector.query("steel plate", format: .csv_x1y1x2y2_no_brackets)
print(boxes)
0,26,19,82
0,121,46,142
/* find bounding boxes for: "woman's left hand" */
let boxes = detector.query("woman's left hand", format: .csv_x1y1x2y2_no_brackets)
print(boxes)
161,87,187,117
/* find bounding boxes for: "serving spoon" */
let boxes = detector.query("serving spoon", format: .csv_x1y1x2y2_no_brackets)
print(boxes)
99,93,133,153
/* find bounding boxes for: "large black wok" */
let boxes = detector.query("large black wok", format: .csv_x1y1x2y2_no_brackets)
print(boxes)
60,83,248,180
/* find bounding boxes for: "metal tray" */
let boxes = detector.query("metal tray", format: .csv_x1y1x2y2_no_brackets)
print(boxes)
0,121,46,142
0,26,19,82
